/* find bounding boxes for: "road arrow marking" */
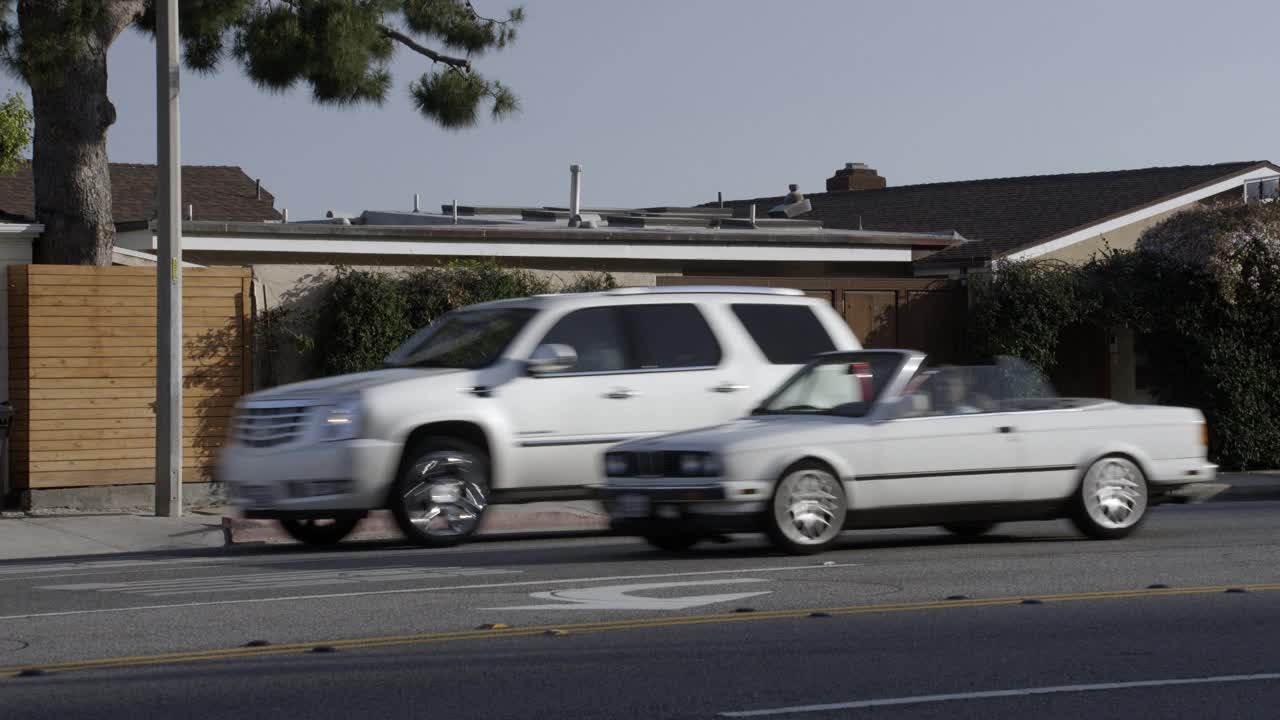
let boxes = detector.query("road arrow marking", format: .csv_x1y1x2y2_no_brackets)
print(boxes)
485,578,772,611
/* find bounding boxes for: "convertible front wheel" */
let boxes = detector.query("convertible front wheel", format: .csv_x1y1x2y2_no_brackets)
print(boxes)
765,461,847,555
1070,455,1149,540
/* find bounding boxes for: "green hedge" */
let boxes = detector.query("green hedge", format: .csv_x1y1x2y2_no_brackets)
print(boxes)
264,261,616,381
966,202,1280,470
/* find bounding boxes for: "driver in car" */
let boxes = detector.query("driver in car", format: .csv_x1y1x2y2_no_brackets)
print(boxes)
932,369,983,415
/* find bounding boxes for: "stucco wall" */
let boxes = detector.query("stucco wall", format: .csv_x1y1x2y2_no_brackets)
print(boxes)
1041,207,1186,264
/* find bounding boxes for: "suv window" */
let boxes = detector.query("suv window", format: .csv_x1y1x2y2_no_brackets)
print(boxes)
385,307,537,370
627,304,721,369
539,307,631,373
731,303,836,364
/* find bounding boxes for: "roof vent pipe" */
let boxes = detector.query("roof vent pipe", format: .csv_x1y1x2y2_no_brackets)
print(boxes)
569,164,583,227
413,193,420,213
255,179,261,200
452,199,458,224
282,208,288,222
718,191,723,208
749,204,757,228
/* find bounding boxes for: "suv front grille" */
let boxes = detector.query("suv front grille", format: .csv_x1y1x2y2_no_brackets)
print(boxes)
233,406,310,448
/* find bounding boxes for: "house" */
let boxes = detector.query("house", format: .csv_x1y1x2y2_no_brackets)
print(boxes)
111,202,964,386
707,160,1280,400
0,162,283,228
712,161,1280,275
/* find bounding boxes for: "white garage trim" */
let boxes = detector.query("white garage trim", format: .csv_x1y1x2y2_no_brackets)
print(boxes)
128,234,915,264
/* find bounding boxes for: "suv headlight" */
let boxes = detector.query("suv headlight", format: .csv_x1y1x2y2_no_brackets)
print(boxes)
321,395,363,442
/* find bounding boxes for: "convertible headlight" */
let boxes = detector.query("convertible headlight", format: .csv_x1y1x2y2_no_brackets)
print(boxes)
605,453,632,477
321,395,363,442
678,452,721,477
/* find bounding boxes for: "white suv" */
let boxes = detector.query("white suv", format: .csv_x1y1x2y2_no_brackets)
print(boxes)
218,286,859,546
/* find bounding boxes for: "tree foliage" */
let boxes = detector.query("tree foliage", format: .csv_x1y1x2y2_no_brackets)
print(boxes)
0,1,525,265
4,1,524,126
0,90,30,175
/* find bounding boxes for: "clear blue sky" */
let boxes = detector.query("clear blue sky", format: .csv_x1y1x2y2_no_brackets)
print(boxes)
4,0,1278,220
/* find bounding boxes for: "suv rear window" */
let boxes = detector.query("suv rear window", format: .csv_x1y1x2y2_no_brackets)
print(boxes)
731,303,836,364
627,304,721,369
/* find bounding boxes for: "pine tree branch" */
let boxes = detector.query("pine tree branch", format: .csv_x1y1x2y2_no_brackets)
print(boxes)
378,26,472,71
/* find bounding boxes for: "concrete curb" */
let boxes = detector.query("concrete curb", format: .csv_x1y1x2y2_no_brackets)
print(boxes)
223,508,611,546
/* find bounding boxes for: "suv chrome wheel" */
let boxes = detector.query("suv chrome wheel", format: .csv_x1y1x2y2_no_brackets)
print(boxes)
392,439,490,547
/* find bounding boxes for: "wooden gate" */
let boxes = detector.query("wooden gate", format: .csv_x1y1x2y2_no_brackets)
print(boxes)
657,275,967,362
7,265,252,492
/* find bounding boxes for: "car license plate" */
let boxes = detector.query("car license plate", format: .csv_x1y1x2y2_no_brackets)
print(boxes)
617,494,651,518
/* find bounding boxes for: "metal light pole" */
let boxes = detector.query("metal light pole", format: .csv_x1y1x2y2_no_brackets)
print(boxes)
155,0,182,517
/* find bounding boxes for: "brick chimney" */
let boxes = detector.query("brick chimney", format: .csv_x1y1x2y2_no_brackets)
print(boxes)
826,162,886,192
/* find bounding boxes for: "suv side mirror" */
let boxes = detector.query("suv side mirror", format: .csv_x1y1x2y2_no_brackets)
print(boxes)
527,344,578,376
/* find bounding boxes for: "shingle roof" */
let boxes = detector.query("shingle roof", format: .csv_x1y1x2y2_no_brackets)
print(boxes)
711,161,1278,268
0,163,282,226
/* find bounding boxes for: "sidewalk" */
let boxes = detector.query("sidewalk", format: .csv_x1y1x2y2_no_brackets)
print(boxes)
0,502,610,561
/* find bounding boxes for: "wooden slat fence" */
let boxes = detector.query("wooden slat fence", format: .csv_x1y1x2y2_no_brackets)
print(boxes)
7,265,252,490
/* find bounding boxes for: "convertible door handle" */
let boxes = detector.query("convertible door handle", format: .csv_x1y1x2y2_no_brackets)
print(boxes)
606,388,640,399
712,383,749,394
997,426,1015,434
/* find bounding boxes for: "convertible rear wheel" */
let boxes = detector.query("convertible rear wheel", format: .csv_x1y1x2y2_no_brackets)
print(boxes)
941,522,997,538
766,461,847,555
1071,456,1149,540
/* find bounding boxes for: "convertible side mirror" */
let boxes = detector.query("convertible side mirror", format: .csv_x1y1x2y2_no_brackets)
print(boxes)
527,343,578,376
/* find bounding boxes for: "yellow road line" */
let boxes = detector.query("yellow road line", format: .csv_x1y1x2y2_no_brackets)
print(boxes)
5,582,1278,678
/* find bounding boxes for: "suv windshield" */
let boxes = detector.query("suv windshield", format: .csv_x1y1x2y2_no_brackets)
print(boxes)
757,351,906,417
384,307,537,370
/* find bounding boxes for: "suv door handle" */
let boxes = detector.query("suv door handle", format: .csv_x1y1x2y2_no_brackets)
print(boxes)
606,388,640,399
712,383,749,394
997,426,1015,434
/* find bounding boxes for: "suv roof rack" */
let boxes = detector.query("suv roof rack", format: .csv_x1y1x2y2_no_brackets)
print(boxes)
605,285,805,297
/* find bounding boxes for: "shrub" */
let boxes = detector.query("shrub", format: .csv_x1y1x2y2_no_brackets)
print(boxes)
966,202,1280,469
279,261,617,381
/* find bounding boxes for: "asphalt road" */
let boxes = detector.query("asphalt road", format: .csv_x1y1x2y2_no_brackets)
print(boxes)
2,501,1278,719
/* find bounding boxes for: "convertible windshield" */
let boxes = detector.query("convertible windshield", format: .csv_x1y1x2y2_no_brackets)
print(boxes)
758,351,906,417
385,308,537,370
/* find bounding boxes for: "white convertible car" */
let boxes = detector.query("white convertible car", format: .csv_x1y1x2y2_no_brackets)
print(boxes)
595,350,1216,555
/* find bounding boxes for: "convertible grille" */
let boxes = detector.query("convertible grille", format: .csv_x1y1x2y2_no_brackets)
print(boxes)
623,451,681,478
233,406,310,448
